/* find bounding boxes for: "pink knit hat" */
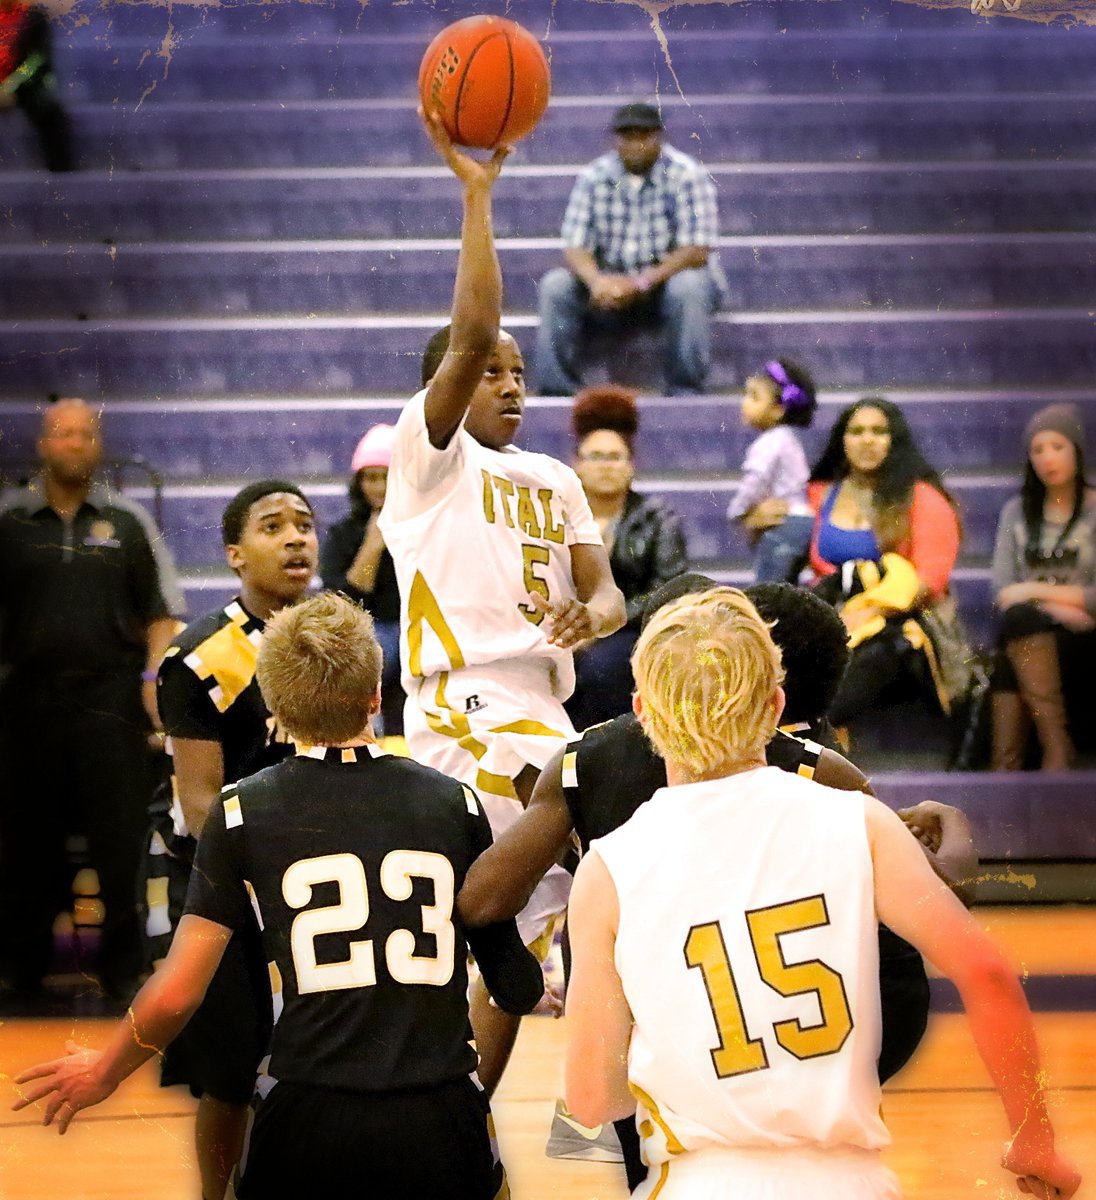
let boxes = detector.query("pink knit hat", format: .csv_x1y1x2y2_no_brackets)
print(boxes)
350,423,396,472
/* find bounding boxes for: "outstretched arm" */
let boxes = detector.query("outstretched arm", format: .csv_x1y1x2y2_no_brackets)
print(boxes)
866,798,1080,1198
457,745,575,927
13,916,230,1133
420,108,509,449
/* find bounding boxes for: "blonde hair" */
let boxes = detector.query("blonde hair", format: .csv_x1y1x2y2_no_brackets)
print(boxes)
257,592,382,745
631,587,784,776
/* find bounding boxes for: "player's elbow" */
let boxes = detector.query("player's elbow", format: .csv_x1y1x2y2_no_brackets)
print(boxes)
951,945,1023,1007
565,1066,632,1127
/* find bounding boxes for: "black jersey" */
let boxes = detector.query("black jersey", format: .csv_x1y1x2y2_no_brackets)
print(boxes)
158,599,295,833
185,745,540,1093
561,711,929,1085
562,713,822,854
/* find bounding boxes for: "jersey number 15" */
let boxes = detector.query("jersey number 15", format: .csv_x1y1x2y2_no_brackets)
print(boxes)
283,851,455,994
685,894,853,1078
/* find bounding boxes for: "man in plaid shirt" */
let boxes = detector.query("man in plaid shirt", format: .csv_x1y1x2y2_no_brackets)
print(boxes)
535,102,725,396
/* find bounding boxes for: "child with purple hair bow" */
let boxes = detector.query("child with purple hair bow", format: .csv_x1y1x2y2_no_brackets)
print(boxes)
727,358,819,583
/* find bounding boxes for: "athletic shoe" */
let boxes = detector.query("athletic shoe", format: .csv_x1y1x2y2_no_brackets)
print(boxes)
544,1098,624,1163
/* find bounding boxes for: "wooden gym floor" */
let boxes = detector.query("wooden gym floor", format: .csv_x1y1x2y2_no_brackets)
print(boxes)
1,907,1093,1200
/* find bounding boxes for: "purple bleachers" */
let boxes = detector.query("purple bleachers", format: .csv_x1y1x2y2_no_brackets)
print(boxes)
4,93,1093,172
4,164,1093,245
5,234,1091,319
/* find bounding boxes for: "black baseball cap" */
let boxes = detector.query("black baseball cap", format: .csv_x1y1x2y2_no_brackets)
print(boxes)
612,102,663,132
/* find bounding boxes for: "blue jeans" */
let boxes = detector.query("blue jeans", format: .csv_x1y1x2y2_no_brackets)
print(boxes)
373,619,404,737
753,514,815,584
535,266,719,396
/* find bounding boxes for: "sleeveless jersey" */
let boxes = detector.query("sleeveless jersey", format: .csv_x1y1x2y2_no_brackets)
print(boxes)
378,389,602,698
185,745,538,1092
592,766,888,1168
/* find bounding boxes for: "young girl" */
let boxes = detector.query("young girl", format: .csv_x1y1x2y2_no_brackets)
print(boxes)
726,359,817,582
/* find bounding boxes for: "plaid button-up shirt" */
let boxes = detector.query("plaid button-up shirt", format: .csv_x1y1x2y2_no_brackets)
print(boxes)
561,144,720,275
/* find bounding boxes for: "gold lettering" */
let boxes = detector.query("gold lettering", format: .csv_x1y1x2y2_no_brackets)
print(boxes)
481,469,495,524
515,486,542,539
538,488,565,544
493,477,516,528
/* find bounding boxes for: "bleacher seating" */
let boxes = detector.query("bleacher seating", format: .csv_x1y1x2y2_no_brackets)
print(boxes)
1,0,1094,808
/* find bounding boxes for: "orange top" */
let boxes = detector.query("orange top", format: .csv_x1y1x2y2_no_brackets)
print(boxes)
807,479,960,601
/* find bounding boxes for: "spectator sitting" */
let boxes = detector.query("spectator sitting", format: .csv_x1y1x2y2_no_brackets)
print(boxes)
990,403,1096,771
807,397,970,738
535,101,726,397
319,423,404,737
0,0,73,172
565,385,687,731
726,358,818,583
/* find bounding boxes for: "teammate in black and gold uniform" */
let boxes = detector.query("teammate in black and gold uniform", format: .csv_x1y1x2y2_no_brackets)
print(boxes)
15,593,542,1200
142,479,317,1200
461,576,977,1191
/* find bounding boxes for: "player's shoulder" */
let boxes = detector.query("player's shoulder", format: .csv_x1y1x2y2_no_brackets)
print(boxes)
165,599,255,665
575,710,644,756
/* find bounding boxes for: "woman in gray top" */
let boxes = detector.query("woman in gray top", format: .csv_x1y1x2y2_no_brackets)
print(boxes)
991,403,1096,770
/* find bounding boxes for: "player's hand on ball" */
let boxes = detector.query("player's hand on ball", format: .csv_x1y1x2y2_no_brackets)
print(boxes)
528,593,595,648
13,1041,113,1133
420,105,510,187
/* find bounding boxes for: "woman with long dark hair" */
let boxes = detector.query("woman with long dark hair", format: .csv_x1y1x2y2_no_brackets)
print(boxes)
319,423,404,736
990,404,1096,770
807,398,967,733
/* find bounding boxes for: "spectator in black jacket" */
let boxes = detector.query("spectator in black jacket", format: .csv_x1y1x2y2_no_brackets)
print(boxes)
0,1,73,171
565,386,688,730
319,423,404,736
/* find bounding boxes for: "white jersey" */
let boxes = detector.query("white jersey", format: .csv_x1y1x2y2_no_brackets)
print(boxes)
378,389,602,698
592,766,888,1173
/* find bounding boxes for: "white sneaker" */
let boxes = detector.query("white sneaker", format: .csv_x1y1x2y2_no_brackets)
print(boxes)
544,1098,624,1163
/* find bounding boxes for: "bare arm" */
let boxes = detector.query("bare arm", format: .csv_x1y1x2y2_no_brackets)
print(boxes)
531,542,625,650
867,798,1080,1197
457,746,575,927
142,616,181,731
171,737,225,838
13,915,230,1133
564,850,636,1127
644,244,709,286
420,110,509,449
344,516,386,594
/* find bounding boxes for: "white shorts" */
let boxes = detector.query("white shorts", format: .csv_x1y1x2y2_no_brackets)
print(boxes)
636,1144,900,1200
405,656,575,946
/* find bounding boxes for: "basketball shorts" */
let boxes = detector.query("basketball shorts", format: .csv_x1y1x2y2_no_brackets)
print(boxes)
141,813,273,1103
238,1074,507,1199
405,657,575,946
635,1144,900,1200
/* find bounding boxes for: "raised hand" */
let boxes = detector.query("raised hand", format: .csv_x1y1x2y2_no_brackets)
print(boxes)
420,105,511,190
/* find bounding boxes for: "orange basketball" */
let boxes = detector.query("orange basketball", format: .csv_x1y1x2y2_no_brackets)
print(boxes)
418,15,551,149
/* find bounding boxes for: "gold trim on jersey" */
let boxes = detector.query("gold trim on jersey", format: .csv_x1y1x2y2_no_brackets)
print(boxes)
647,1163,670,1198
561,750,579,790
489,719,567,740
182,612,259,715
407,570,465,677
145,876,170,938
269,960,283,1023
629,1082,686,1156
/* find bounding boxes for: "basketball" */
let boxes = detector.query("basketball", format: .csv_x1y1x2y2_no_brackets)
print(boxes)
418,15,551,149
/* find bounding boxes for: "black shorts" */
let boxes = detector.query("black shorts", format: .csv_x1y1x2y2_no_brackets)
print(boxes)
142,815,273,1103
238,1075,501,1199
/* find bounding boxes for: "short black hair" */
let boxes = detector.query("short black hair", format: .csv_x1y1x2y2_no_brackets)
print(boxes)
421,325,452,388
222,479,312,547
640,572,719,629
744,583,849,724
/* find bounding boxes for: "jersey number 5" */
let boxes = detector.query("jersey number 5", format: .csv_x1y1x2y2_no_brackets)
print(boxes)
684,894,853,1078
283,851,456,994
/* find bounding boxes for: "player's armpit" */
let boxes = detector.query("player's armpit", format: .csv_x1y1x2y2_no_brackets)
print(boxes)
457,748,574,927
466,921,545,1016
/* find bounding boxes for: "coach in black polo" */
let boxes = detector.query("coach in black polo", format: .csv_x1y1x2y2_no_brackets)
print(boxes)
0,398,185,1011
